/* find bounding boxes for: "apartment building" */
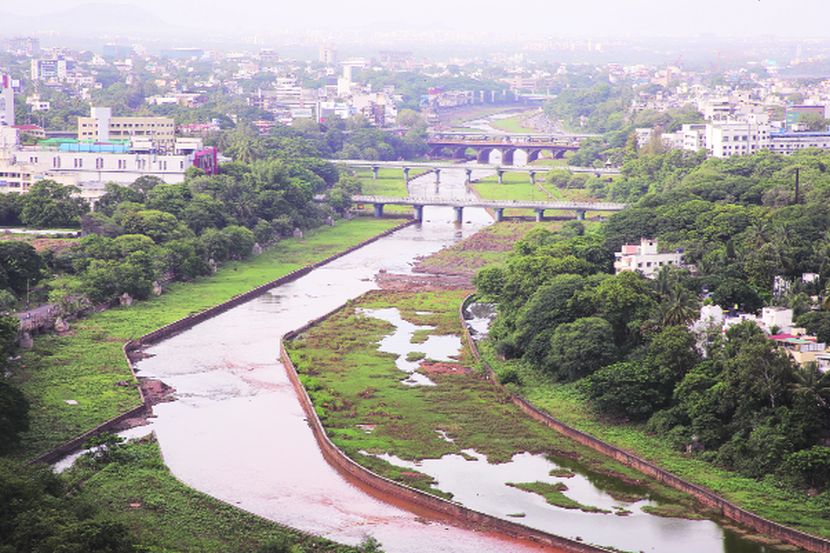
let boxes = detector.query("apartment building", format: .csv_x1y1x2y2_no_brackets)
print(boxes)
77,107,175,152
0,74,14,127
0,127,216,197
614,238,684,279
706,116,771,158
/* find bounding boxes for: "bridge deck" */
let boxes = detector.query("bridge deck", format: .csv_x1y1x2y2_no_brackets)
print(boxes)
351,195,626,212
335,160,621,175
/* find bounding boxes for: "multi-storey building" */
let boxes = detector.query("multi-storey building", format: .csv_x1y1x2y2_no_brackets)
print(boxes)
31,56,69,82
614,238,684,279
706,116,771,158
0,74,14,127
0,127,216,199
77,107,176,152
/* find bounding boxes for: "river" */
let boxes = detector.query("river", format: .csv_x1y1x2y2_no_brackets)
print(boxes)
130,168,789,553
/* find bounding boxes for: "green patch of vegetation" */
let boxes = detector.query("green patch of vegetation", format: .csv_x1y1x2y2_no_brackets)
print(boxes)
286,289,696,512
506,481,610,513
472,172,595,217
410,329,431,344
480,341,830,539
549,468,576,478
352,168,427,215
490,113,537,134
641,503,705,520
414,221,563,277
65,438,354,553
10,218,404,459
405,351,425,362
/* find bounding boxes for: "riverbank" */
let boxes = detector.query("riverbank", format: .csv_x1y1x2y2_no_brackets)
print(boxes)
10,217,406,460
412,221,561,281
64,437,357,553
479,346,830,542
283,287,774,552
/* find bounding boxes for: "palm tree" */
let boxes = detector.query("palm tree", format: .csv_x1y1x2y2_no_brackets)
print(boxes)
660,286,700,327
791,363,830,409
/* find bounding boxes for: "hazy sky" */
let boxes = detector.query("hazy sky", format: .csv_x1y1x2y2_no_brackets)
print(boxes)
2,0,829,38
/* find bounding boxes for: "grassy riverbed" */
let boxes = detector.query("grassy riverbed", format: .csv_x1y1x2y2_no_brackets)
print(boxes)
480,343,830,540
414,221,562,278
286,289,700,514
352,168,426,215
11,217,404,459
471,173,597,218
65,438,354,553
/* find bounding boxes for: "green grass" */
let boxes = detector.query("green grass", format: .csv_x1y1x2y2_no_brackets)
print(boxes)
529,158,570,167
414,221,562,277
65,438,354,553
490,114,537,134
506,481,609,513
353,168,426,216
480,342,830,539
355,168,412,198
10,217,404,459
472,173,605,217
286,289,697,513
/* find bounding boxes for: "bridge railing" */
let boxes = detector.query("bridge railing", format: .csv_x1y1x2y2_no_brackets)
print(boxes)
350,195,626,211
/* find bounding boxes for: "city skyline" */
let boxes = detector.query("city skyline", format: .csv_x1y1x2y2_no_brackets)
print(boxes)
0,0,828,39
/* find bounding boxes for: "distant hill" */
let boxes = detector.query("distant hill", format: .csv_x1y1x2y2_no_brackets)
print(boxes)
0,3,175,37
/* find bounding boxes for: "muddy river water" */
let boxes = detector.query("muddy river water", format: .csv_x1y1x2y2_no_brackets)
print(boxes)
130,169,786,553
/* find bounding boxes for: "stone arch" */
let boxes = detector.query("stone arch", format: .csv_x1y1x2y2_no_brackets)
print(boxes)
501,148,517,165
526,149,543,163
476,147,494,164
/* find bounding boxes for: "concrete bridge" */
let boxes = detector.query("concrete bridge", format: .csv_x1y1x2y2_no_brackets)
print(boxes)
427,132,582,164
352,194,626,223
336,160,620,185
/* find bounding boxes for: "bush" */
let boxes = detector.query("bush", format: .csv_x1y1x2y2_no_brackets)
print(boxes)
586,362,668,421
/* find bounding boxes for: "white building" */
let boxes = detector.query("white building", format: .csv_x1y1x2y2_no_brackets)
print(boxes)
0,128,216,200
25,95,50,112
31,56,68,82
614,238,684,278
706,115,771,158
767,131,830,155
0,75,13,127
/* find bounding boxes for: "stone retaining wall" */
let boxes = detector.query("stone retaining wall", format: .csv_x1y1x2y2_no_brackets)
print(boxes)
459,295,830,553
281,305,610,553
30,219,415,466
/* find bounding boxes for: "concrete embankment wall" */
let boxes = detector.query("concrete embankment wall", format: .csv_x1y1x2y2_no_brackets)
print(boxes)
458,295,830,553
30,220,415,465
280,307,610,553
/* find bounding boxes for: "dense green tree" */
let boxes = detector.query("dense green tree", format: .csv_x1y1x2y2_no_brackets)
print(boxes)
0,242,43,297
19,181,88,228
587,362,668,421
547,317,617,380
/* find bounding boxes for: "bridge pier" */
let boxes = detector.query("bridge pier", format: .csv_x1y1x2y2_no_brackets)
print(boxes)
497,170,504,184
454,206,464,224
494,208,504,222
372,166,379,180
403,167,410,181
413,204,424,222
529,171,536,185
373,203,384,218
535,209,545,222
434,168,441,184
576,209,586,221
465,168,473,184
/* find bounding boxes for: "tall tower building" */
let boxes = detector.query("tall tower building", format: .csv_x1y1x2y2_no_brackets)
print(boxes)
0,74,14,127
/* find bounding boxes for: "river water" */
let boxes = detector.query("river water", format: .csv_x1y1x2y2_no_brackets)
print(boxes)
130,168,789,553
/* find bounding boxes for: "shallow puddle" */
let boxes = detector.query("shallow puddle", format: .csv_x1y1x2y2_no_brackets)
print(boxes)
364,448,785,553
358,307,463,387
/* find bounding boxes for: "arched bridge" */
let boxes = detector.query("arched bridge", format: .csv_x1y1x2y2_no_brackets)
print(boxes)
352,194,626,223
427,132,582,164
